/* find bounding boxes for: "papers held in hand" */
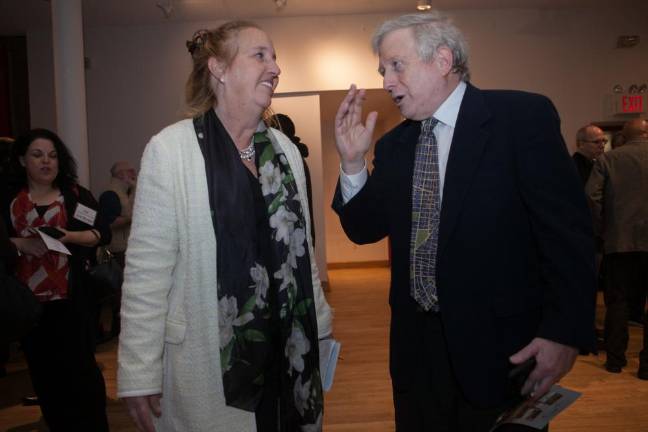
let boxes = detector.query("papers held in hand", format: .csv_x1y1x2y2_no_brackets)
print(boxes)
490,385,582,431
36,228,71,255
319,338,341,392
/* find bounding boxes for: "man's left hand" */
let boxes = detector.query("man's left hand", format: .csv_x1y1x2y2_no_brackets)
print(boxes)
509,337,578,401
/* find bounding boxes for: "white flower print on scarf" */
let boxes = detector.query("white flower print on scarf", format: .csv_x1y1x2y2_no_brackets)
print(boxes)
274,262,296,292
287,227,306,269
259,160,283,196
270,205,298,245
285,324,310,374
250,263,270,308
218,296,254,349
293,375,311,417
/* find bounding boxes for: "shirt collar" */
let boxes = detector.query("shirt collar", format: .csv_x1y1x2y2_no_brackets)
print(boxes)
432,81,467,128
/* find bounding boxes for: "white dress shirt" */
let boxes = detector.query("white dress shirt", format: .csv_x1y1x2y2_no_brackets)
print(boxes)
340,81,467,204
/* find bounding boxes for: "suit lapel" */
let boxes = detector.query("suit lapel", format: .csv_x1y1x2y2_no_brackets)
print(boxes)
438,84,492,255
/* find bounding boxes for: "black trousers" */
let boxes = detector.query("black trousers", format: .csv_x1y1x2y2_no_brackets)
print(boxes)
393,312,546,432
22,299,109,431
603,252,648,369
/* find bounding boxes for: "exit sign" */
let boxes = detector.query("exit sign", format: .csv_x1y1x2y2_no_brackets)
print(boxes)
616,94,645,114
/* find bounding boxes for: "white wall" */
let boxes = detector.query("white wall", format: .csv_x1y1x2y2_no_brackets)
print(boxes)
270,94,329,281
25,5,648,262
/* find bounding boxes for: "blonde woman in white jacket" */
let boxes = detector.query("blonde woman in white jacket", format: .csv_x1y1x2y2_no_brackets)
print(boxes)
118,21,332,432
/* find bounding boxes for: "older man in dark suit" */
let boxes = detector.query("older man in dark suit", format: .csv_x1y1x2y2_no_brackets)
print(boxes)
572,124,606,185
586,118,648,379
332,12,595,431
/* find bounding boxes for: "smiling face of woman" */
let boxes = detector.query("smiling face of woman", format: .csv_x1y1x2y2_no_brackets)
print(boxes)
217,27,281,115
20,138,59,187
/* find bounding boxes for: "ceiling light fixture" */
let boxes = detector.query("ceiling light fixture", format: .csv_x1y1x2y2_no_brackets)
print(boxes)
417,0,432,11
274,0,287,9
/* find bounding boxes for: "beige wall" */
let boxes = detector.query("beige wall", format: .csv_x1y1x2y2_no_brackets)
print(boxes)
270,94,330,280
320,89,402,264
24,6,648,264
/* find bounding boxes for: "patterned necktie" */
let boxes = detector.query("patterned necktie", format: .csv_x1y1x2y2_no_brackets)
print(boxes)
410,117,441,311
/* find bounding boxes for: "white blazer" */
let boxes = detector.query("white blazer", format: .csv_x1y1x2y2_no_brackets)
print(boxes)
117,119,333,431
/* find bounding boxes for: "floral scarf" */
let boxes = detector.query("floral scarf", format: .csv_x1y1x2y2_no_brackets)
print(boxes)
10,188,70,301
194,110,323,431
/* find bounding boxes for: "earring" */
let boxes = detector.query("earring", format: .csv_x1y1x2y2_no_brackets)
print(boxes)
218,77,225,84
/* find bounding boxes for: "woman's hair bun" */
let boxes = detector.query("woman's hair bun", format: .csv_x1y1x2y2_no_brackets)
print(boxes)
186,29,209,57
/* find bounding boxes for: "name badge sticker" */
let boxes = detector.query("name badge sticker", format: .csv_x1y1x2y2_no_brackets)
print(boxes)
74,203,97,226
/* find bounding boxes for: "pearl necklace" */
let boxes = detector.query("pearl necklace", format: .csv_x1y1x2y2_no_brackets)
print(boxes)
238,141,255,162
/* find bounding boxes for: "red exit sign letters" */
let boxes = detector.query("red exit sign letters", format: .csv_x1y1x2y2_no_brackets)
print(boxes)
618,94,645,114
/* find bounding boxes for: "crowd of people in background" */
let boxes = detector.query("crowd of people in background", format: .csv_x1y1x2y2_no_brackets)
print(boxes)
579,119,648,380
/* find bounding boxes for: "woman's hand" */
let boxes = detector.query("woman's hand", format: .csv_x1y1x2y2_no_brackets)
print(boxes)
57,227,71,243
58,228,101,247
124,394,162,432
11,237,48,257
334,84,378,175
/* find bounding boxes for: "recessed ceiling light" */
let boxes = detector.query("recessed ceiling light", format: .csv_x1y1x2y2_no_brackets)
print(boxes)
417,0,432,11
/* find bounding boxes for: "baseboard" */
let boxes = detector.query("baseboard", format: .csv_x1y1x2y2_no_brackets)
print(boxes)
327,260,390,269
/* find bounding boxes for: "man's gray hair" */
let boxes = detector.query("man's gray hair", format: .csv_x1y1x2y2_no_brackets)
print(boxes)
372,12,470,82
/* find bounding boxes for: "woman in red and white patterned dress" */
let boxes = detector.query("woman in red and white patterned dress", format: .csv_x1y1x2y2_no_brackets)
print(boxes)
2,129,111,431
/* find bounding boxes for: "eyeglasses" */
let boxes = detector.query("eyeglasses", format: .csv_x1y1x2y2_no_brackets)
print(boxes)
581,139,608,145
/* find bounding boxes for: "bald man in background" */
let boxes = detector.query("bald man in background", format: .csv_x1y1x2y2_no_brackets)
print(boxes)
586,118,648,379
573,125,606,185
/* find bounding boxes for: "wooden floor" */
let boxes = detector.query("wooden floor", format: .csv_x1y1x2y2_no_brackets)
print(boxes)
1,267,647,431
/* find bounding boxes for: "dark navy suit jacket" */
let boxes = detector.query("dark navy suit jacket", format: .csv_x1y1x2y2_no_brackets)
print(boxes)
333,83,596,407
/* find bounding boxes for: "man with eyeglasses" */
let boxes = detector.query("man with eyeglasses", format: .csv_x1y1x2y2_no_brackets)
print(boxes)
586,118,648,379
573,125,607,185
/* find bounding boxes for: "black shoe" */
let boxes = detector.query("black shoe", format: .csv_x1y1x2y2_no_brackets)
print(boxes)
639,367,648,380
22,396,40,406
605,363,622,373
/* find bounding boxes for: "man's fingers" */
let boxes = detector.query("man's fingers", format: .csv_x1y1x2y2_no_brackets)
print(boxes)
335,85,357,127
519,363,542,396
520,377,535,397
365,111,379,135
349,88,366,125
529,377,553,402
510,339,539,364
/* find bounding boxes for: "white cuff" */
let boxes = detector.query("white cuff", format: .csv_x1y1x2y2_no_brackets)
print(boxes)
340,161,368,204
